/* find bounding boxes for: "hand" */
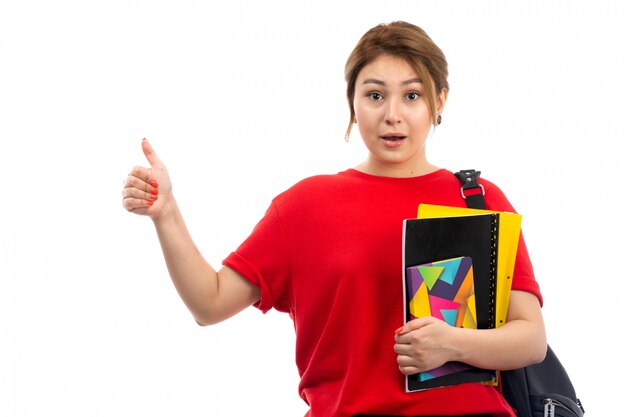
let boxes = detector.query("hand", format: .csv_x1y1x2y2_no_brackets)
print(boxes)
393,316,458,376
122,138,173,220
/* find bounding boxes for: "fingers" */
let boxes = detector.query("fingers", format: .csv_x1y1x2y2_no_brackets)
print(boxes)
396,345,423,375
141,138,162,168
394,342,429,376
122,182,159,202
398,366,420,376
394,328,415,344
126,166,159,191
122,190,157,211
123,167,160,212
122,197,154,212
397,356,420,376
400,316,438,334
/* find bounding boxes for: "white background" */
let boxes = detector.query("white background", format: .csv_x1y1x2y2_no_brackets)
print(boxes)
1,1,624,416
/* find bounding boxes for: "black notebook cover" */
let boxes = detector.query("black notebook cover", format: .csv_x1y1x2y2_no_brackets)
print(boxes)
402,214,499,391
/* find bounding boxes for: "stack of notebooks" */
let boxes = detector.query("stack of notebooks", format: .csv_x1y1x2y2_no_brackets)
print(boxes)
402,204,522,392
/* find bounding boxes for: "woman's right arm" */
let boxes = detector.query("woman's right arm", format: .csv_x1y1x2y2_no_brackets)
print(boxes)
122,139,261,325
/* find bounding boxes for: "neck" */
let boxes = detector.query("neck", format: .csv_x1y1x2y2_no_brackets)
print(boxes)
355,157,439,178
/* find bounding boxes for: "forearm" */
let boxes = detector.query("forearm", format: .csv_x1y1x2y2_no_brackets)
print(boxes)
450,291,546,370
452,318,545,370
152,196,219,323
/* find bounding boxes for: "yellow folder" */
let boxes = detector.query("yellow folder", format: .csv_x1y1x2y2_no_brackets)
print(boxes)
417,204,522,328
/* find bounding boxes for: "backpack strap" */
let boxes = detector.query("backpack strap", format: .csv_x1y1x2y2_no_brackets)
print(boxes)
454,169,486,210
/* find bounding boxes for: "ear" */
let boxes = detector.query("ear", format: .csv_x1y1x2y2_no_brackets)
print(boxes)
436,88,448,114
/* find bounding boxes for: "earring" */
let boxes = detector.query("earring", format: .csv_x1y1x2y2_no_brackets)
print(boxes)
436,114,442,126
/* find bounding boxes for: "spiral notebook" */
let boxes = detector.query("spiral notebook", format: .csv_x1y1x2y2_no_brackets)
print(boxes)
402,214,499,391
417,204,522,328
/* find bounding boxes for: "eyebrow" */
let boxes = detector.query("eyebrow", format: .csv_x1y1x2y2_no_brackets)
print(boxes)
361,78,422,86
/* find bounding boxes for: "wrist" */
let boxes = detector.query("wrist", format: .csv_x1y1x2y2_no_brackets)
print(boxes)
151,194,179,226
447,326,469,363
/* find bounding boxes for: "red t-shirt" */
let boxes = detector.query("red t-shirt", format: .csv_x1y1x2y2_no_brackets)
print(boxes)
223,168,542,417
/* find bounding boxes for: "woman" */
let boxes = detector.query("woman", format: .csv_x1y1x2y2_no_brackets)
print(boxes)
122,21,546,417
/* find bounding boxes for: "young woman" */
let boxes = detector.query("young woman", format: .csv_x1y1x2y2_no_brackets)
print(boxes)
122,21,546,417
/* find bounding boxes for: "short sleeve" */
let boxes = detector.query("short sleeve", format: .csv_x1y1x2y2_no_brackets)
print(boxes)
222,202,291,313
510,231,542,305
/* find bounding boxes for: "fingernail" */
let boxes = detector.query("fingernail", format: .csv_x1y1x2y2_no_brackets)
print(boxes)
394,326,404,335
150,180,158,188
147,200,153,206
151,194,158,201
151,188,159,195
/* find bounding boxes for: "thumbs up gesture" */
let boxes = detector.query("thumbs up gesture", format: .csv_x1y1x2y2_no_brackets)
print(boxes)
122,138,172,219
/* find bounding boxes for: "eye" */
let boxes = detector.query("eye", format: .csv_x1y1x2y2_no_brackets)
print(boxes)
406,92,421,101
367,92,383,101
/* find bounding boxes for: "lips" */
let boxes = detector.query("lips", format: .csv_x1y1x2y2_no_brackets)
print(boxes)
381,134,407,141
379,133,407,149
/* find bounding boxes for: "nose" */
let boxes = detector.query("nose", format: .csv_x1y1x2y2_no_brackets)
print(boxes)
384,98,401,125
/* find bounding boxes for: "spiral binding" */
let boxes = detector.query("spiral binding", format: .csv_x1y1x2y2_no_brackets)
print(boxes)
489,214,499,328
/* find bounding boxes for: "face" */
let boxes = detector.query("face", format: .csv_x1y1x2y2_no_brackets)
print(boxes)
353,54,446,177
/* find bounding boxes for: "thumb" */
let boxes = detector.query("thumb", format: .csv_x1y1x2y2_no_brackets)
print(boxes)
141,138,162,167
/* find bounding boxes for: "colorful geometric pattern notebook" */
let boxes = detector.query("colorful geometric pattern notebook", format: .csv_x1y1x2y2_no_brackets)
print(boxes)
406,256,476,382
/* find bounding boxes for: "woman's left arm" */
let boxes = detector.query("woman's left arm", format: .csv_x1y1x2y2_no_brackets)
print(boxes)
394,290,546,375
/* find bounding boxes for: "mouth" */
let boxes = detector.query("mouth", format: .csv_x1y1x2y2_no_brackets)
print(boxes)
381,134,407,142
